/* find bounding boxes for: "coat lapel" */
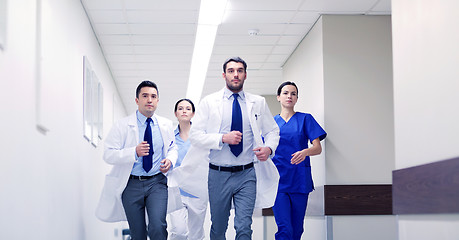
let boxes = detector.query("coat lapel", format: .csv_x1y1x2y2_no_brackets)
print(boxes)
214,89,225,130
127,112,139,144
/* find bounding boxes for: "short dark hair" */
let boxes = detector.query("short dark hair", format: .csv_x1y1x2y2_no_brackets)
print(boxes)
277,81,298,96
136,80,158,98
223,57,247,73
174,98,195,113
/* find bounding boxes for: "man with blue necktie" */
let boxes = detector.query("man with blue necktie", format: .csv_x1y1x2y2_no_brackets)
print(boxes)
182,57,280,239
96,80,178,240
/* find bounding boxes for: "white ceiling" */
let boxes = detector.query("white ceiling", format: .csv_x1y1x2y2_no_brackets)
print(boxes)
81,0,391,121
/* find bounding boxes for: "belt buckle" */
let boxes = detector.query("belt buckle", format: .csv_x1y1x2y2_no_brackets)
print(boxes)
139,176,147,181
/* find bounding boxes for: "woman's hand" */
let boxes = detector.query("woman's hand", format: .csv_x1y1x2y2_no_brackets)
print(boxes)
290,138,322,165
290,149,308,165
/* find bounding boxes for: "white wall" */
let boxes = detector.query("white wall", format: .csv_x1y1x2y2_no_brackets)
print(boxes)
280,16,327,240
392,0,459,168
276,15,396,240
322,15,395,240
392,0,459,239
284,14,326,190
263,94,282,117
322,15,394,185
0,0,127,239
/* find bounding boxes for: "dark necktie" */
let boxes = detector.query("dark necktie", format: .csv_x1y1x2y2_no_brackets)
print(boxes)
230,93,243,157
143,117,153,172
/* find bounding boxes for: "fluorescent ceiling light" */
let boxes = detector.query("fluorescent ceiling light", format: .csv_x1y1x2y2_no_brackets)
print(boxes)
198,0,227,25
186,0,228,104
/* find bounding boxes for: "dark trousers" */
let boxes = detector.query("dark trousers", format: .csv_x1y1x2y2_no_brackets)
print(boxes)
208,167,256,240
272,192,309,240
121,174,168,240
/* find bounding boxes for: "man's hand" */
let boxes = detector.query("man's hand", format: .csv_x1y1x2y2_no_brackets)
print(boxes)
222,131,242,145
160,159,172,173
253,147,272,161
136,141,150,157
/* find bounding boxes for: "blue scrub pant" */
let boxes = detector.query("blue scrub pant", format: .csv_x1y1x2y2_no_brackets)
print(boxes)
121,174,168,240
272,192,309,240
208,167,256,240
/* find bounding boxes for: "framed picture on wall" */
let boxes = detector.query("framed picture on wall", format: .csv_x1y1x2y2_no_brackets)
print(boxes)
91,71,99,147
83,56,92,142
98,81,104,140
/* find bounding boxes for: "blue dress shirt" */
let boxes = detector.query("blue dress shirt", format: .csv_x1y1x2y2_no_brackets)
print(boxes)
131,111,164,176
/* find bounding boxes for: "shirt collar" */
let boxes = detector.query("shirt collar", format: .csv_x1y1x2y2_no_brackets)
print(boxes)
223,87,245,101
136,110,156,125
174,126,180,136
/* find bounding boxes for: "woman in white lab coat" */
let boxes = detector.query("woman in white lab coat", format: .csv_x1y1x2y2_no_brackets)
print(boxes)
168,99,207,240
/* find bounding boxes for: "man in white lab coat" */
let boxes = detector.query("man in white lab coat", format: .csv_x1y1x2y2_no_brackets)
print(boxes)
174,57,280,240
95,80,178,240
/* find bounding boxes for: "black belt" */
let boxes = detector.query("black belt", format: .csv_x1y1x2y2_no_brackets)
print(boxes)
129,173,161,181
209,162,254,172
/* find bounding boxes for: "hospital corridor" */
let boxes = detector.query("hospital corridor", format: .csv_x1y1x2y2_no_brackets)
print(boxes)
0,0,458,239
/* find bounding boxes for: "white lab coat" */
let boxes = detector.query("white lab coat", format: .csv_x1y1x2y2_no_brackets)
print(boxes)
95,112,179,222
170,89,280,209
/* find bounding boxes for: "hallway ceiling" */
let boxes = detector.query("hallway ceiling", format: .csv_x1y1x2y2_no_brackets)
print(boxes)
81,0,390,121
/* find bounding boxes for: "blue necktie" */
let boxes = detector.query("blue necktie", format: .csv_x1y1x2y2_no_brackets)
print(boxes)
143,118,153,172
230,93,243,157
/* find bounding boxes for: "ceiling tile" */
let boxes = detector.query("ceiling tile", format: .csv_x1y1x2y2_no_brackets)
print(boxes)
292,11,321,24
98,35,131,45
103,45,134,54
372,0,391,12
124,0,200,10
213,45,274,55
126,10,198,24
271,45,298,55
89,10,125,23
228,0,304,11
109,62,189,70
81,0,123,10
266,54,290,63
218,23,288,35
215,35,280,45
133,54,192,63
129,23,196,35
224,10,297,24
277,35,304,45
283,23,313,35
259,62,284,69
130,35,195,45
81,0,392,121
105,54,136,62
300,0,379,12
94,23,130,34
112,69,190,78
132,45,193,55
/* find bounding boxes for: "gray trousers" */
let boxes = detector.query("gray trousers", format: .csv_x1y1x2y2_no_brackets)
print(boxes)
121,174,168,240
208,167,256,240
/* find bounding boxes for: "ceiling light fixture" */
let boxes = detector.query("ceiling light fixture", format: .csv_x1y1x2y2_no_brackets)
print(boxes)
185,0,228,104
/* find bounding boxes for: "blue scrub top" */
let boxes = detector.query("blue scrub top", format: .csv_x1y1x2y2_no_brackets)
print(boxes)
272,112,327,193
174,127,198,198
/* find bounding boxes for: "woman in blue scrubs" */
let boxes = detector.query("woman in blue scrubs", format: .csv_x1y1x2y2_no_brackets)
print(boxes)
272,81,327,240
168,99,207,240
